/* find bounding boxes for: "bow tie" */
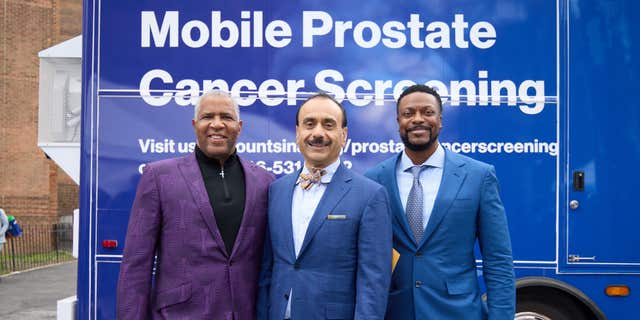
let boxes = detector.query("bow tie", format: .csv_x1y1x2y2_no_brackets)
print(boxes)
297,168,327,190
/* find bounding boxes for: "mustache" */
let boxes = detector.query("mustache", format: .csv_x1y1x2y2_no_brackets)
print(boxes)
306,136,331,146
407,125,431,132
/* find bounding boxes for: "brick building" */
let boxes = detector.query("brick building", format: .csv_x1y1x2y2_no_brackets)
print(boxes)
0,0,82,225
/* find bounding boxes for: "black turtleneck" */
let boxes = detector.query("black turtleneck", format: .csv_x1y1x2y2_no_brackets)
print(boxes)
195,146,246,255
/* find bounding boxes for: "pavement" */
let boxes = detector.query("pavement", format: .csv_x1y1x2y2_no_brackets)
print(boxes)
0,261,77,320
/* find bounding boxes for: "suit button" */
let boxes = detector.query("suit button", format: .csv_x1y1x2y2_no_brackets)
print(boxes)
416,252,422,257
415,281,422,288
228,261,233,266
284,293,289,299
293,263,300,270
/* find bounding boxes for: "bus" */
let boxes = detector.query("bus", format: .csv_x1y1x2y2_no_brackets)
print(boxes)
78,0,639,318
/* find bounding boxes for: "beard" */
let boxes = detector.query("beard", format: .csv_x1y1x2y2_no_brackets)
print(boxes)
400,129,438,152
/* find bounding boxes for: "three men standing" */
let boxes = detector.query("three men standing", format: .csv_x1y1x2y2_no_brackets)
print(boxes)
118,86,513,319
117,91,274,319
366,85,515,319
258,93,392,320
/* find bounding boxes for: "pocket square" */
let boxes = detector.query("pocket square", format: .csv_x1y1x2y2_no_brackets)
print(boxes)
326,214,347,220
392,248,400,272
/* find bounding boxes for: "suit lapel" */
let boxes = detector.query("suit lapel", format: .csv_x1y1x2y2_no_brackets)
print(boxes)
178,153,229,257
277,171,298,262
297,164,351,258
419,150,467,247
229,158,257,258
379,155,416,246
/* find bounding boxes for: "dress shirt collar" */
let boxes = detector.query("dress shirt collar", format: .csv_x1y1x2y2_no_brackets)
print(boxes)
399,144,445,172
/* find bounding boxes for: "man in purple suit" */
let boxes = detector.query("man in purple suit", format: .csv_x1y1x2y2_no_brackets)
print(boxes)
117,90,274,319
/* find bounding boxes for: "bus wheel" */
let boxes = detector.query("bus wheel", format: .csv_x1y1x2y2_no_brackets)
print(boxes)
514,311,551,320
516,289,589,320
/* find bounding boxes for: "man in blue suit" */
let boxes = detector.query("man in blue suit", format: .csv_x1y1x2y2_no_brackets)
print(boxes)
258,93,392,320
365,85,515,319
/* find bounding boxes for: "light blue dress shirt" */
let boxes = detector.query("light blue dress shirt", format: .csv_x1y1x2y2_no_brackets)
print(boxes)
396,144,445,229
285,158,340,319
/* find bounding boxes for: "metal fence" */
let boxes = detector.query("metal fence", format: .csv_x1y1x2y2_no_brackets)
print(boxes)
0,223,75,274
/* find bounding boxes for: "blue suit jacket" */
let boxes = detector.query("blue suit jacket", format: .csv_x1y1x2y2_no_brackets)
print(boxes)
257,164,392,320
365,149,515,320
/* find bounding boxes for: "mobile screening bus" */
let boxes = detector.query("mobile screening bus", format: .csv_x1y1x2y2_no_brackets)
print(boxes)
78,0,640,318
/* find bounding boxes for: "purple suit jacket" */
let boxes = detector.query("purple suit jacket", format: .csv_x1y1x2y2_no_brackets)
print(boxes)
117,153,274,320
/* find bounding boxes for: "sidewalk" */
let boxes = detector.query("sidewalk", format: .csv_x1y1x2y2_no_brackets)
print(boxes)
0,261,77,320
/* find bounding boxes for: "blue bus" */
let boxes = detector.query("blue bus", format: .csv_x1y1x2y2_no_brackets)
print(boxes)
78,0,639,318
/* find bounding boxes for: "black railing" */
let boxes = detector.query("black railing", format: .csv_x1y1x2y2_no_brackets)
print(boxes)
0,223,75,275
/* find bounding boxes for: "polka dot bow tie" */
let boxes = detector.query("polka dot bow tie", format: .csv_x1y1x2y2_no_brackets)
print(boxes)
297,168,327,190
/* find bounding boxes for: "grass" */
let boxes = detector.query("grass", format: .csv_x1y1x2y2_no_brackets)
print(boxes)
0,251,75,275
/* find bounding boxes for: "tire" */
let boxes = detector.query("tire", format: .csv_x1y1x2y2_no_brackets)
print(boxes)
516,289,590,320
